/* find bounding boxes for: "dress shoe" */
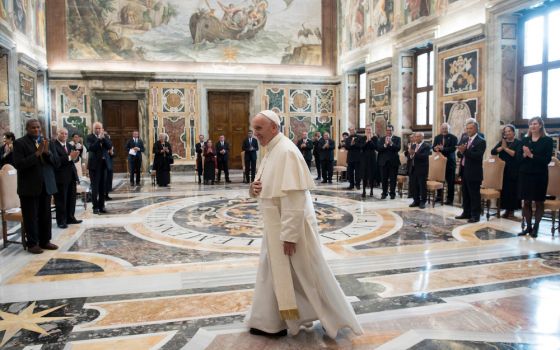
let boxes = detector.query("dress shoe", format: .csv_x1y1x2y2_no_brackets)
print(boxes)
468,217,480,223
390,195,396,199
136,182,141,186
381,194,387,199
68,218,83,224
99,208,108,214
409,202,419,207
130,182,135,186
419,202,426,209
226,180,232,183
434,197,442,203
28,245,44,254
530,224,539,238
93,209,100,214
445,200,454,205
57,224,68,229
40,242,59,250
518,226,532,236
356,184,361,190
321,180,327,183
455,213,470,219
328,180,332,183
315,177,321,180
105,195,113,201
502,210,512,218
346,186,355,190
249,328,287,337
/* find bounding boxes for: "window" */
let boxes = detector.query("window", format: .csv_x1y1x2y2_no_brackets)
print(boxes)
413,47,434,128
358,70,367,128
518,5,560,120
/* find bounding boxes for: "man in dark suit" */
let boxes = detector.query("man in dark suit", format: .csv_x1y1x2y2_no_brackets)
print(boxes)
407,132,431,209
345,127,364,190
312,131,322,180
13,119,60,254
377,125,401,199
242,130,258,183
104,135,114,200
296,131,313,168
456,120,486,223
318,132,335,183
52,128,82,229
125,130,144,186
433,122,458,205
195,134,205,184
216,135,231,183
87,122,113,215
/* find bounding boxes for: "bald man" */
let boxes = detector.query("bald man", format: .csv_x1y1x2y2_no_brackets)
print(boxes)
246,110,362,339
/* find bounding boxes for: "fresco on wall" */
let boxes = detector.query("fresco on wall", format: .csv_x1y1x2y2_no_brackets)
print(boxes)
372,0,394,37
289,89,312,113
265,88,285,113
163,116,186,158
402,0,432,24
0,0,8,20
443,99,477,137
0,53,8,107
36,0,46,47
61,85,87,114
13,0,27,33
369,70,391,124
343,0,367,52
67,0,323,65
63,115,88,139
316,88,334,114
288,115,312,141
0,109,8,135
19,70,35,112
443,49,478,96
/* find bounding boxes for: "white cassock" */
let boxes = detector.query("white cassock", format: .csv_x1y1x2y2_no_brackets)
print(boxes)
246,133,363,338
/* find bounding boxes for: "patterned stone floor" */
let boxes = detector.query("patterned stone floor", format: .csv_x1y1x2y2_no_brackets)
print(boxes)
1,170,559,349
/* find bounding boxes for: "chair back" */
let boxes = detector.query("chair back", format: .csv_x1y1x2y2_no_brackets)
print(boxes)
336,149,348,167
0,164,21,210
74,161,83,177
547,158,560,197
481,155,505,190
428,153,447,182
241,151,246,171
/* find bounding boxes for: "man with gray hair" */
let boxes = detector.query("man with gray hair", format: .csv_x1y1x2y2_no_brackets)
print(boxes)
407,132,430,208
87,122,113,214
433,122,458,205
456,120,486,223
247,110,362,338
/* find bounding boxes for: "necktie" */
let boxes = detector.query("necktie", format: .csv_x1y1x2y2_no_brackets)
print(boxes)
442,136,445,147
462,138,473,166
64,144,68,153
35,140,39,149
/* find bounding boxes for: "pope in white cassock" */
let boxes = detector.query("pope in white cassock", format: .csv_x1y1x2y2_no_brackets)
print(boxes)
246,110,363,338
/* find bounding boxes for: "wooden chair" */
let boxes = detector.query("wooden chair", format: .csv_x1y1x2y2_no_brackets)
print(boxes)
333,149,348,182
480,156,506,220
426,153,447,207
397,153,408,198
74,162,88,210
544,158,560,236
0,165,26,249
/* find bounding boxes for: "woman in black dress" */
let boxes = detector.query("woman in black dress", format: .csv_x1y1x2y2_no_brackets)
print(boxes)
518,117,553,237
203,139,217,185
0,132,15,167
361,125,378,198
152,133,172,187
491,124,521,218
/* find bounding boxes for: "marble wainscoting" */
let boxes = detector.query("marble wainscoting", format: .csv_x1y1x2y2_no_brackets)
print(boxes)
0,172,559,349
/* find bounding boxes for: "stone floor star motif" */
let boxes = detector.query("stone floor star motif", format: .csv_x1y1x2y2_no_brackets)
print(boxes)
0,302,70,346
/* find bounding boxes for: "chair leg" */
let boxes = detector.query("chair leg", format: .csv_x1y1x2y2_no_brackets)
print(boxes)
441,187,445,206
2,218,7,248
486,199,490,220
552,210,557,237
497,199,501,218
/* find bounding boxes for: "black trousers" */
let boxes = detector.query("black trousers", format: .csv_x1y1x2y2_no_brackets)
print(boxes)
437,160,456,202
381,164,398,196
314,155,321,178
54,181,77,225
105,168,113,194
90,165,106,210
347,160,361,187
19,187,52,248
304,158,311,169
128,156,141,184
462,179,482,218
217,158,229,181
196,157,203,178
245,157,256,182
321,159,333,181
410,170,427,203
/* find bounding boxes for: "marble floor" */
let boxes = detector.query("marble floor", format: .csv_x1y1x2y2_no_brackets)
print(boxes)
1,170,560,349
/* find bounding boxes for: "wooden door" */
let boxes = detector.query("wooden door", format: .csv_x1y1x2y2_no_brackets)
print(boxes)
208,92,250,169
102,100,139,173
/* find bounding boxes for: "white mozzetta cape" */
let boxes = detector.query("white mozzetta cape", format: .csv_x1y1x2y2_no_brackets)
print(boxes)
246,133,363,338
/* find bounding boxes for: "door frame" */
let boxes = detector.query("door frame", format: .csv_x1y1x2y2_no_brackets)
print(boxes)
90,90,149,171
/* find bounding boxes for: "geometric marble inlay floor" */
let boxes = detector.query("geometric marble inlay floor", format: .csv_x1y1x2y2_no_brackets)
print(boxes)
1,172,560,349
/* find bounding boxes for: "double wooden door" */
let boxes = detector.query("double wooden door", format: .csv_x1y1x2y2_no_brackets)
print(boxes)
208,92,250,169
102,100,139,173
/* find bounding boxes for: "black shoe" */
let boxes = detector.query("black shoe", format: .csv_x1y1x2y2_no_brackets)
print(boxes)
445,200,454,205
93,209,100,214
68,218,83,224
419,202,426,209
28,245,44,254
321,180,327,183
99,208,107,214
328,180,332,183
468,217,480,223
455,213,470,219
57,224,68,229
315,177,321,180
346,185,355,190
409,202,419,207
434,197,442,202
249,328,287,337
530,224,539,238
356,184,361,190
381,194,387,199
105,195,113,201
130,182,135,186
390,195,395,199
226,180,232,183
136,182,141,186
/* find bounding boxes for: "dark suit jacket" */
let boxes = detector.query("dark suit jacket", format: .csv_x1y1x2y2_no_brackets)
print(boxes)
13,135,59,196
296,138,313,162
86,133,113,170
216,141,229,162
377,135,401,167
345,134,364,162
52,140,78,184
459,134,486,182
318,138,335,161
0,145,14,167
410,142,431,176
126,138,145,160
242,137,258,161
433,133,458,162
